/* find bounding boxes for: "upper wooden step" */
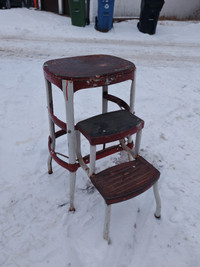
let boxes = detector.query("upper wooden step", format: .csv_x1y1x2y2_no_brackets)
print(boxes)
76,110,144,145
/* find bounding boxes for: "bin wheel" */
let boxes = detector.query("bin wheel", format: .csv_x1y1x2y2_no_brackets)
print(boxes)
86,18,90,25
5,0,11,9
95,16,98,30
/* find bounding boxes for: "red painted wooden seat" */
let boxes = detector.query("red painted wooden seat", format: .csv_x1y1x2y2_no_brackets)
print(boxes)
43,54,135,92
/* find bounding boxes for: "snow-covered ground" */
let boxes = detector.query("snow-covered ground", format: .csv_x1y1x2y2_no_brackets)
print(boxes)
0,8,200,267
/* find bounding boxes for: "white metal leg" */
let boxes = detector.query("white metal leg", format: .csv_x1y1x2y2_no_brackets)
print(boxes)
103,204,111,244
45,78,56,174
134,129,142,157
58,0,63,14
130,74,136,114
102,85,108,114
47,156,53,174
75,130,81,157
69,172,76,211
127,76,136,159
128,135,133,153
75,131,96,178
153,181,161,218
120,139,135,160
63,80,77,211
102,85,108,150
89,145,96,177
76,130,90,175
37,0,42,10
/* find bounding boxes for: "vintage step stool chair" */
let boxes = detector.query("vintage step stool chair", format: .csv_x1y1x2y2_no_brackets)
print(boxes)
43,54,161,243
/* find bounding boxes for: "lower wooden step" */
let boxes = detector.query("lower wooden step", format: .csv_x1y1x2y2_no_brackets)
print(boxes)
90,156,160,205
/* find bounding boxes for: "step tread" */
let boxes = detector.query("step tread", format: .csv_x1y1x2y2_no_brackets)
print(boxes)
76,110,144,145
90,156,160,204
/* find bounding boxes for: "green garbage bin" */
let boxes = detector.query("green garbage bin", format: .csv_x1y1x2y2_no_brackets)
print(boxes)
69,0,86,27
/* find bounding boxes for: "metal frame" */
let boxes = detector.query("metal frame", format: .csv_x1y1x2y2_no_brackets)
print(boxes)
128,75,136,146
62,80,76,211
58,0,63,14
130,73,136,114
75,79,138,179
44,56,161,244
102,85,108,113
103,204,111,243
102,124,142,244
89,145,96,177
153,181,161,218
45,78,56,174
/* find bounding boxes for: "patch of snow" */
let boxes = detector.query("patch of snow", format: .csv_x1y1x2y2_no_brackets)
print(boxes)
0,8,200,267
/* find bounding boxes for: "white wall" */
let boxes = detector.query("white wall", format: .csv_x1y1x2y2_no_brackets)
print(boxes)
160,0,200,19
90,0,200,22
113,0,141,17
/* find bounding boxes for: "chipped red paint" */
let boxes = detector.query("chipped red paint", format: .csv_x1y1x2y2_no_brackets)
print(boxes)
103,93,130,111
49,108,67,131
48,135,79,172
43,54,136,92
48,131,133,172
44,55,137,174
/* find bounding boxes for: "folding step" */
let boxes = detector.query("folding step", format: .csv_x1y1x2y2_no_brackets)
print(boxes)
90,156,160,205
76,110,144,145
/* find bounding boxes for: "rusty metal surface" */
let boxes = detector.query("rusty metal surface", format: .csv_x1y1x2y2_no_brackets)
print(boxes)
48,129,133,173
43,54,135,91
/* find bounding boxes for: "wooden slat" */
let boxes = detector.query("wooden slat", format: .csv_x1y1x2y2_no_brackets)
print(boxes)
91,156,160,204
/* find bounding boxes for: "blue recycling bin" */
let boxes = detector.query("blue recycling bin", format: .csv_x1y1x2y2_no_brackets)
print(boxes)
95,0,115,32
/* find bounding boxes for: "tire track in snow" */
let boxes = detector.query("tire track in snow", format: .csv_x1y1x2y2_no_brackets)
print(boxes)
0,35,200,65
